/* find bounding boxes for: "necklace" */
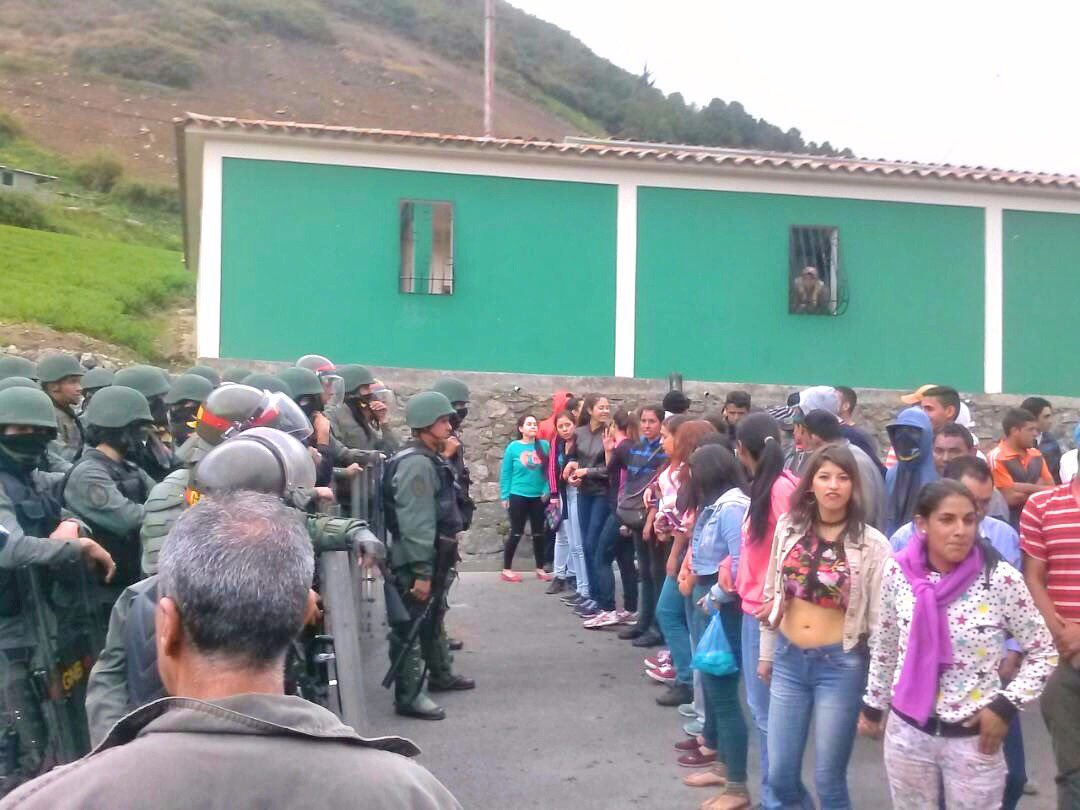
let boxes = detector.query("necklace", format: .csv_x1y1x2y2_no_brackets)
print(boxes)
816,515,847,528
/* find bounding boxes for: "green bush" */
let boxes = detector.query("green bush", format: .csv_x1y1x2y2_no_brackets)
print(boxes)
73,41,202,89
206,0,334,43
112,181,181,215
0,193,56,232
0,111,23,145
73,153,124,193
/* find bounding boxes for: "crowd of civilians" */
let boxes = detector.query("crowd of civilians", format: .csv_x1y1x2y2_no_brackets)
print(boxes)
497,384,1078,810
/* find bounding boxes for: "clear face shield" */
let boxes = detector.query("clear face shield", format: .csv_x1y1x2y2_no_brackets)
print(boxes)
371,381,397,410
244,391,314,442
320,373,345,409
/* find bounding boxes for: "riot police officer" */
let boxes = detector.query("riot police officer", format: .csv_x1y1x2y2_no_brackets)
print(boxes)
0,388,114,796
296,354,344,409
0,357,36,383
63,386,156,616
36,354,86,463
331,365,400,455
86,427,384,744
162,373,213,449
384,391,475,721
431,377,474,531
111,365,175,481
78,367,113,414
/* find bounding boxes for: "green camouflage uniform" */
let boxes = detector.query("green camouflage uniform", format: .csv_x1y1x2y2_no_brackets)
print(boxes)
329,403,400,456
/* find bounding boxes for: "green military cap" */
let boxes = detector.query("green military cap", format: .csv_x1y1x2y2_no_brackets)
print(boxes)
431,377,470,405
0,376,40,393
0,355,38,382
113,365,170,399
243,373,292,396
184,365,221,388
84,385,153,428
37,352,87,384
0,387,59,430
277,367,323,399
82,367,115,391
404,391,455,429
339,364,376,393
164,373,214,405
222,366,251,384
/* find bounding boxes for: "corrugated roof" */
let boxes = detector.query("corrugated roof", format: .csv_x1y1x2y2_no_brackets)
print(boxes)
179,112,1080,192
0,164,57,181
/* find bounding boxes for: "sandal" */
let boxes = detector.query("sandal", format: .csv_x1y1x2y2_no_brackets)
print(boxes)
500,570,522,583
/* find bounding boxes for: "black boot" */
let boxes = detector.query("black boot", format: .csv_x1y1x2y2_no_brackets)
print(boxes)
545,577,566,595
631,629,664,648
447,638,464,651
656,683,693,707
428,674,476,692
618,624,645,640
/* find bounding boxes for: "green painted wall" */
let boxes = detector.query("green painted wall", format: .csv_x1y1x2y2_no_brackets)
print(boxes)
1004,210,1080,396
635,187,985,391
219,158,617,375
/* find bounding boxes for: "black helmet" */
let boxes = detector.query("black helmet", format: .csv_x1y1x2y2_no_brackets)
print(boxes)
191,427,316,500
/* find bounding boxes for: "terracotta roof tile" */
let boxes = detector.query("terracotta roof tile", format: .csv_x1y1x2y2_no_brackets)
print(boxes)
178,113,1080,192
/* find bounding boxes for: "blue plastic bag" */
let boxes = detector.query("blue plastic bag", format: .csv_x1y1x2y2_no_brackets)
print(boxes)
691,612,738,677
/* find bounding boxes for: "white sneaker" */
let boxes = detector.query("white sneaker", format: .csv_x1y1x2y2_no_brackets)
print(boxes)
583,610,620,629
615,610,635,624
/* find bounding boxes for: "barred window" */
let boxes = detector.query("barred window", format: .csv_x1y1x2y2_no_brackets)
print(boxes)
789,226,839,315
400,200,454,295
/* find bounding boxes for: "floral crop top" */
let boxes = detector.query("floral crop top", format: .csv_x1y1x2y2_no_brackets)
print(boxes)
781,534,849,611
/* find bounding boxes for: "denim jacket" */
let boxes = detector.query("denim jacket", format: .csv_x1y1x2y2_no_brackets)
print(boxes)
759,513,891,661
691,488,749,578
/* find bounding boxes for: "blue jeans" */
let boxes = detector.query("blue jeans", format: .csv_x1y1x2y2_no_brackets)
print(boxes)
742,613,777,806
766,634,868,810
575,493,609,602
1001,714,1026,810
591,514,638,612
701,603,748,783
656,565,691,687
565,488,588,595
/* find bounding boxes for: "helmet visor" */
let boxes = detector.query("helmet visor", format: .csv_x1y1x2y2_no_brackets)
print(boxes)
320,374,345,409
247,392,313,441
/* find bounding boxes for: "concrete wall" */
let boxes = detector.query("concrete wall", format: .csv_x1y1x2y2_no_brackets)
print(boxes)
205,358,1080,559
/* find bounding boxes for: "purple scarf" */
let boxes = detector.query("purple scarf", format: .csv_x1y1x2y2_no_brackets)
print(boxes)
892,531,983,724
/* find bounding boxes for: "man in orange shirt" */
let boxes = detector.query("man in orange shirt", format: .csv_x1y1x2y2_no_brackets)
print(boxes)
989,407,1054,528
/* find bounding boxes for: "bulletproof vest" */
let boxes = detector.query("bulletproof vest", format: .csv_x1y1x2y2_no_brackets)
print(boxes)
0,467,63,617
445,431,475,531
139,468,191,576
383,443,464,541
124,580,165,710
65,454,149,590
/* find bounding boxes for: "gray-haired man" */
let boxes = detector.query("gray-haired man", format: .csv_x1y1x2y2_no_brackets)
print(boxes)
1,492,461,810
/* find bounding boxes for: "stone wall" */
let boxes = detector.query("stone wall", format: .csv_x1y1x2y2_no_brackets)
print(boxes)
207,359,1080,560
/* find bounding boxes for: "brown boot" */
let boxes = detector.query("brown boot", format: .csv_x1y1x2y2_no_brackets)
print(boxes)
699,784,750,810
683,762,727,788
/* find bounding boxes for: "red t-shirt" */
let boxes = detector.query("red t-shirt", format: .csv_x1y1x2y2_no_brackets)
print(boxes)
1020,483,1080,621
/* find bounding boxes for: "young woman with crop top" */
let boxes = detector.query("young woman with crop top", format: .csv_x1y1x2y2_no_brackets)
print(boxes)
757,444,891,809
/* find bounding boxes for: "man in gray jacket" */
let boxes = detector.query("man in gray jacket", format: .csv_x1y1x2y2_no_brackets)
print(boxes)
1,491,461,810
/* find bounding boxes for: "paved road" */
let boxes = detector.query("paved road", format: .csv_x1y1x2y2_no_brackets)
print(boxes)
360,572,1059,809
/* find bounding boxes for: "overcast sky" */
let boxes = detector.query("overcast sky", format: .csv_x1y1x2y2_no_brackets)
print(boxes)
507,1,1079,175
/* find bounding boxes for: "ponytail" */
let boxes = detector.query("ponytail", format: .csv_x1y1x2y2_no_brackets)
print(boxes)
737,413,786,545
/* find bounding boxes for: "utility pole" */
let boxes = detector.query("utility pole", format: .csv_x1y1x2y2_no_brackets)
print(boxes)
483,0,495,137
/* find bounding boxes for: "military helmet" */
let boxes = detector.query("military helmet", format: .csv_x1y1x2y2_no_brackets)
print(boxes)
277,367,323,400
339,364,376,393
81,366,115,391
84,385,153,429
192,427,316,499
0,377,40,393
222,366,251,384
431,377,470,405
37,353,86,384
296,354,335,376
164,373,214,406
196,384,312,445
113,365,170,399
0,355,38,382
0,388,59,431
243,373,292,396
405,391,456,429
184,365,221,388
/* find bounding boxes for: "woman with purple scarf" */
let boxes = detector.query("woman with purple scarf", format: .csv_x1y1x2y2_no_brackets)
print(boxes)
859,480,1056,809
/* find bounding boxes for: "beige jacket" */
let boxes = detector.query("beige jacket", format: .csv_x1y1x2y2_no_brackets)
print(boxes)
0,693,462,809
759,513,892,661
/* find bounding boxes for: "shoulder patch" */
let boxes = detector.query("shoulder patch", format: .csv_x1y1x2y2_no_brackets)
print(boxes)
411,477,432,498
88,482,110,510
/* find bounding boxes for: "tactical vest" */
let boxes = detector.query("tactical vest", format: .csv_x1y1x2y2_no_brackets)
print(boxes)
0,468,63,617
446,432,475,531
64,454,149,590
124,580,165,710
383,443,464,541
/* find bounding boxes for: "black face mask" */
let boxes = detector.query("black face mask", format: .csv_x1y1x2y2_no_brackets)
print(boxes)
298,397,323,419
0,434,51,470
449,407,468,431
149,397,168,428
169,404,199,440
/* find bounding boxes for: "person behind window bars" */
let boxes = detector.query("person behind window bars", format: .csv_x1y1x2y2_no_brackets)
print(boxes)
792,265,828,314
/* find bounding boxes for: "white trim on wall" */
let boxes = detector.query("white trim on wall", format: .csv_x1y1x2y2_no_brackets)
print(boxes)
196,141,224,359
615,184,638,377
984,205,1004,394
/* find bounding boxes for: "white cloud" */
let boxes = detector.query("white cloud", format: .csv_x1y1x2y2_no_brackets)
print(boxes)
506,0,1080,174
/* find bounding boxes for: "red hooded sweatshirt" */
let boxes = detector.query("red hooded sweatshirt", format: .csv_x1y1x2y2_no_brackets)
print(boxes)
538,390,574,444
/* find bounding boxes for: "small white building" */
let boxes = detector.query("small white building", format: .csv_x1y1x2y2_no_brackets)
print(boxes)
0,165,56,195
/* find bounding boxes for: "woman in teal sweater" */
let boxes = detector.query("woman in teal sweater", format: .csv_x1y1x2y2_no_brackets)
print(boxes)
500,414,551,583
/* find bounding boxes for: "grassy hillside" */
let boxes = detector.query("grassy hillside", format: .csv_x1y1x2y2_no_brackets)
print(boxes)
0,224,190,358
